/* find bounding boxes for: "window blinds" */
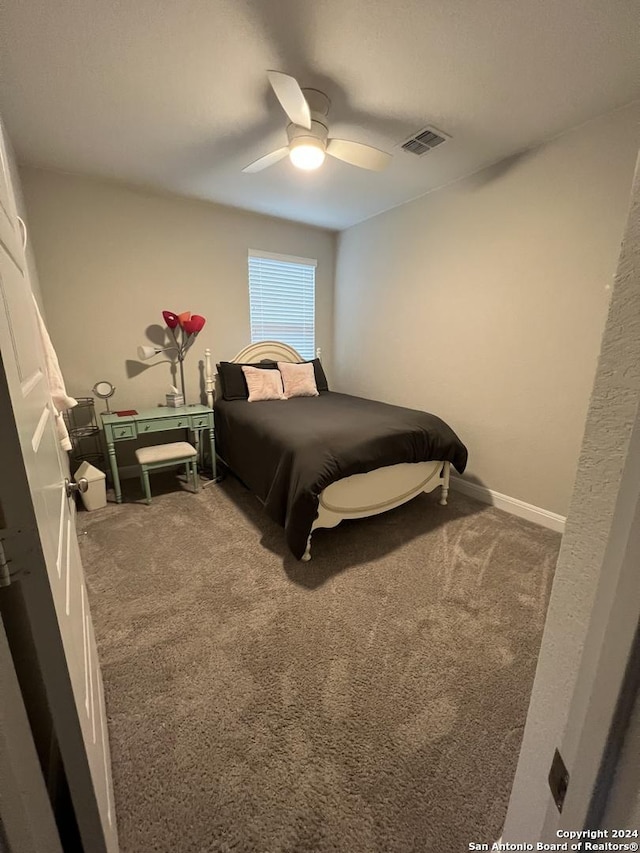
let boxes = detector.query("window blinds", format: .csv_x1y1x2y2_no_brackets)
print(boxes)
248,251,317,360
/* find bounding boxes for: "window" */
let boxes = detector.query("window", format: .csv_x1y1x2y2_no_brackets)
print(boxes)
248,250,316,360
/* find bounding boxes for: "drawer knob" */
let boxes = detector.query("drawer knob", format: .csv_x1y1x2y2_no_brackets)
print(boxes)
178,421,183,426
144,425,150,430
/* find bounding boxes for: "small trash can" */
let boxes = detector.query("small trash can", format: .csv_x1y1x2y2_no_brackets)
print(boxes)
74,461,107,511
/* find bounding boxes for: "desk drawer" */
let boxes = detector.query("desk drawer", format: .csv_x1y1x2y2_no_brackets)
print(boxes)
190,414,211,430
137,416,189,434
112,423,136,440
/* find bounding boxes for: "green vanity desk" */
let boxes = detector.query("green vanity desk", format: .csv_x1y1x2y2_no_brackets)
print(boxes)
101,404,216,503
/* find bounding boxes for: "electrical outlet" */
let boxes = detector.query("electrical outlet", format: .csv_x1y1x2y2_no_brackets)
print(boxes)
548,748,570,812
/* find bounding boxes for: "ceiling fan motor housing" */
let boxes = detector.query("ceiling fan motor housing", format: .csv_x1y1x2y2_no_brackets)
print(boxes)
287,119,329,151
286,88,331,153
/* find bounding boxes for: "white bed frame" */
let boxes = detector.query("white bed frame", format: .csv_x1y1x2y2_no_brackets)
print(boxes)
204,341,450,561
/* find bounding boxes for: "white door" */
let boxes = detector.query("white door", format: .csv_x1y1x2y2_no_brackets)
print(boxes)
0,119,118,853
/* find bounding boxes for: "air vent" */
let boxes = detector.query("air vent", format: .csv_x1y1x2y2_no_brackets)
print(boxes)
400,126,449,156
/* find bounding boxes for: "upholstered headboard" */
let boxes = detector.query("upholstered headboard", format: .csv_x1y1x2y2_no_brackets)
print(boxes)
205,341,305,407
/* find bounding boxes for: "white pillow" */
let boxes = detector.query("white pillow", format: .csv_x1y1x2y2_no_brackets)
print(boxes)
277,361,319,399
241,366,286,402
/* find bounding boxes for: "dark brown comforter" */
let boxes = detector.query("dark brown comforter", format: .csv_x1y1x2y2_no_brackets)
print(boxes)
215,391,468,559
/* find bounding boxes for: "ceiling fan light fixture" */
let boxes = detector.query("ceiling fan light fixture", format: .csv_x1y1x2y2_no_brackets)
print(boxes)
289,139,325,171
241,72,392,175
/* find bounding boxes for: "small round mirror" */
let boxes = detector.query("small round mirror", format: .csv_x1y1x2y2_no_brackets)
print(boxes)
92,381,116,412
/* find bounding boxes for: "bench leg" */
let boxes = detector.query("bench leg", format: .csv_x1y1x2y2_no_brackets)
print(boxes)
192,460,199,493
301,535,312,562
141,466,152,505
439,461,451,506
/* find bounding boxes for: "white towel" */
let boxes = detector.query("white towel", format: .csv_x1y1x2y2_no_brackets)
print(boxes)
32,294,77,451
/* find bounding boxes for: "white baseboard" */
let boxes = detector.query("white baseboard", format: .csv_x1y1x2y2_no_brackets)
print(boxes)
451,476,566,533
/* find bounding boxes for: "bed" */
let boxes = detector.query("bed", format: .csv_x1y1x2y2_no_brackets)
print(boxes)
205,342,468,561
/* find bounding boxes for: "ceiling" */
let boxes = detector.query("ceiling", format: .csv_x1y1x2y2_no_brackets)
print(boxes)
1,0,639,230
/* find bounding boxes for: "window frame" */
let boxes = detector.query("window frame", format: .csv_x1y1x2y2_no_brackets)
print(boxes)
247,249,317,360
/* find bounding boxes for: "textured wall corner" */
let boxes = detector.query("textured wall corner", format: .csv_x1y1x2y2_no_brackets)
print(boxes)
503,148,640,841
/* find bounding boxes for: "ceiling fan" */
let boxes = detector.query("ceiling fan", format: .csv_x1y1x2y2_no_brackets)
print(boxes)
243,71,392,174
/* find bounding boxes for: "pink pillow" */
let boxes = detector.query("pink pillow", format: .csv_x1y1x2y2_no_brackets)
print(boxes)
241,366,285,402
277,361,319,399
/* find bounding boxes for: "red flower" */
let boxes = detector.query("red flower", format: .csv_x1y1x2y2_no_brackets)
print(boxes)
162,310,179,329
190,315,206,333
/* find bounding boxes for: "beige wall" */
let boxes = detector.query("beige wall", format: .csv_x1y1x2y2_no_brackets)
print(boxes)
333,102,640,516
19,168,336,411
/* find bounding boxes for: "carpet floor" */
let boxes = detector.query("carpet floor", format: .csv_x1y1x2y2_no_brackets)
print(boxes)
78,472,560,853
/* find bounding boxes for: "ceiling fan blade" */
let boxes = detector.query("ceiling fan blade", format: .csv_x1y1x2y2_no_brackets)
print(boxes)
267,71,311,130
242,147,289,174
326,139,392,171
